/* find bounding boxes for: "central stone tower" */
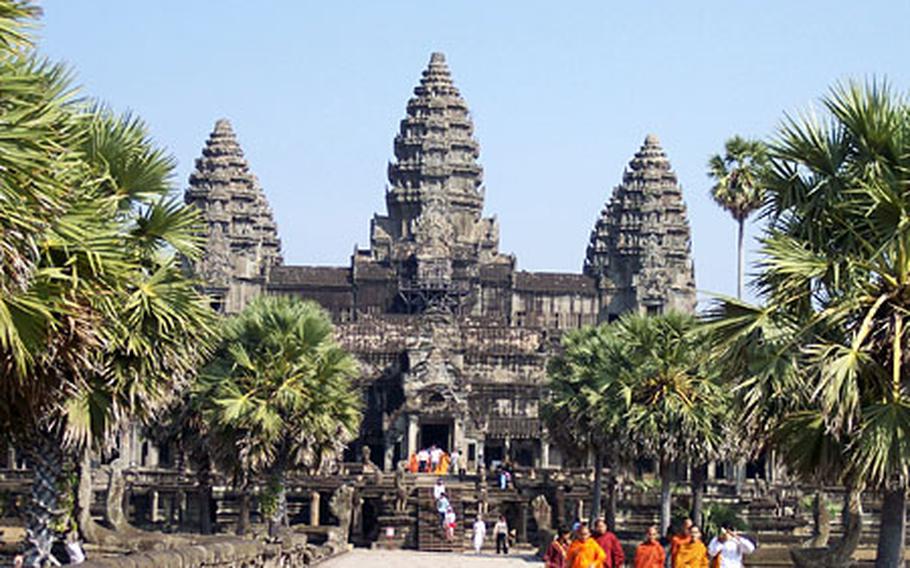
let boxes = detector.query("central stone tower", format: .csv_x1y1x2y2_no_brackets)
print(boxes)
368,53,510,313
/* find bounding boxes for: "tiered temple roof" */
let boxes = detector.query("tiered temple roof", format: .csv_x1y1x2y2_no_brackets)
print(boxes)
370,53,502,267
185,119,282,311
584,134,696,314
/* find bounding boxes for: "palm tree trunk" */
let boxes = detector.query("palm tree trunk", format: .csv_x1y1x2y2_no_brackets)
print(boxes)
605,470,618,532
875,488,905,568
197,457,213,535
804,489,830,548
76,447,101,544
659,458,673,535
589,450,603,525
690,462,706,527
791,484,863,568
236,473,251,536
267,467,288,538
22,427,64,567
737,218,745,299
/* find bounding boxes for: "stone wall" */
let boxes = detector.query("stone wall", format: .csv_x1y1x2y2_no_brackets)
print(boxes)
77,533,341,568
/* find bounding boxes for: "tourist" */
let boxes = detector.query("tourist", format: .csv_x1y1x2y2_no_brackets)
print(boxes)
670,518,693,566
445,506,457,541
674,526,708,568
634,525,666,568
493,515,510,554
565,523,606,568
436,492,450,527
430,444,443,472
65,527,86,564
593,518,624,568
450,449,461,479
707,527,755,568
433,478,446,501
417,447,430,473
543,527,572,568
472,515,487,553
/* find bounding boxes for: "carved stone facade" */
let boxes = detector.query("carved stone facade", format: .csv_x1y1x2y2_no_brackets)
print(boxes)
184,119,282,314
185,52,697,472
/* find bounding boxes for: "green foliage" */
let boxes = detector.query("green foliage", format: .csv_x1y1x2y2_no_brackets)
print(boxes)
198,296,362,481
707,136,769,223
704,80,910,492
701,503,748,539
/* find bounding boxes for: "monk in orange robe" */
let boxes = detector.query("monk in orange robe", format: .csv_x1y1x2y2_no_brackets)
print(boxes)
634,525,666,568
565,524,606,568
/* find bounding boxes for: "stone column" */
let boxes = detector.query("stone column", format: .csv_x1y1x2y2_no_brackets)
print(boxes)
518,502,528,543
150,490,160,523
6,445,15,469
707,461,717,481
540,438,550,469
407,415,419,458
384,442,395,473
146,443,160,469
504,436,511,462
453,418,464,456
576,499,584,523
310,491,321,526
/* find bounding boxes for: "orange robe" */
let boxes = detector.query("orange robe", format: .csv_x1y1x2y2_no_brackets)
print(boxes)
565,537,606,568
674,540,708,568
634,540,666,568
408,454,418,473
670,534,691,564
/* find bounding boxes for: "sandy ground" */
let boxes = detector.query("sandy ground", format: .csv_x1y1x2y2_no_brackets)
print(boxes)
320,548,541,568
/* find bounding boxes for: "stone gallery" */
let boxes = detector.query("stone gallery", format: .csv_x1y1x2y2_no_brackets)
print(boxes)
185,52,697,474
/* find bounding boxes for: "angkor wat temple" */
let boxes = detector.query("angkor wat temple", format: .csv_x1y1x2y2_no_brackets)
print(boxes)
184,52,696,473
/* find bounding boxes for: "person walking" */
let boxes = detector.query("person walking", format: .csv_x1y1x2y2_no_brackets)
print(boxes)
472,515,487,554
565,524,606,568
430,444,442,472
634,525,666,568
493,515,510,554
707,527,755,568
674,526,708,568
444,507,457,541
450,449,461,479
544,527,572,568
436,492,450,528
670,518,693,567
433,478,446,501
593,518,625,568
417,447,429,473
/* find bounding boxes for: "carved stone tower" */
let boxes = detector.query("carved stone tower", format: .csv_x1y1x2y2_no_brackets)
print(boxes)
184,119,282,313
585,134,696,317
367,52,510,314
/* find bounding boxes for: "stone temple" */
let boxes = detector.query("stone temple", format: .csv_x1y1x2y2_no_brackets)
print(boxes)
185,52,696,473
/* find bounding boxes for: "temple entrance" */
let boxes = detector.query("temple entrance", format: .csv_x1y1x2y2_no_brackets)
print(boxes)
419,422,450,452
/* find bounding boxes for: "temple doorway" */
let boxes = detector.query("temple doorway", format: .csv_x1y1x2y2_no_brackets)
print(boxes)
419,422,450,452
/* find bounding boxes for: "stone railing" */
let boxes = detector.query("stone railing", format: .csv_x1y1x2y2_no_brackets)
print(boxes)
77,533,341,568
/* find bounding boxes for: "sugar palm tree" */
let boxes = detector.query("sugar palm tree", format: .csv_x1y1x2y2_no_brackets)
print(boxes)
198,296,362,535
0,5,216,562
616,312,729,534
544,323,629,526
704,80,910,567
708,136,768,299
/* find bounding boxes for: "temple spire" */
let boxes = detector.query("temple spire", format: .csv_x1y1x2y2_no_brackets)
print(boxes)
585,134,696,315
369,52,503,267
185,118,282,313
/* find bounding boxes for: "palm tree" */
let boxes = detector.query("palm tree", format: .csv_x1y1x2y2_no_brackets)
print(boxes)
708,136,768,299
704,80,910,567
616,312,729,535
0,5,216,561
198,296,362,535
544,323,628,527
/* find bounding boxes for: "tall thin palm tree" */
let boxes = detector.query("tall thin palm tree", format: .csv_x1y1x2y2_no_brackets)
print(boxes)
198,296,362,535
705,80,910,567
708,136,768,299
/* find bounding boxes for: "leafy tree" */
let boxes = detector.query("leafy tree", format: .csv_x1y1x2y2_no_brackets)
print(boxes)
708,136,769,299
0,3,215,562
705,80,910,568
618,313,729,534
198,296,362,535
544,324,628,526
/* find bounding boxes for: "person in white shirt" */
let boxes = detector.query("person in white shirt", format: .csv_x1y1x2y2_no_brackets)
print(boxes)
417,448,430,472
708,527,755,568
450,449,461,478
472,515,486,553
429,445,443,472
433,478,446,500
493,515,509,554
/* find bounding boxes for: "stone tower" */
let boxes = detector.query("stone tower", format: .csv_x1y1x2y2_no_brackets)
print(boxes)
367,52,510,313
184,119,282,313
585,134,696,316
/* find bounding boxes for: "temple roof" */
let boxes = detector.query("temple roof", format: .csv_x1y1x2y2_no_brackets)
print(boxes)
386,52,483,202
269,266,350,287
584,134,696,310
184,119,282,290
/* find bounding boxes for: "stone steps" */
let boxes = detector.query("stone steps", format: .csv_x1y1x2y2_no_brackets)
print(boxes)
417,487,463,552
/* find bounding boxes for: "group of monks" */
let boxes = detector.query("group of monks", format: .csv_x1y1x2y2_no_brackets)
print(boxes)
406,445,455,475
543,517,755,568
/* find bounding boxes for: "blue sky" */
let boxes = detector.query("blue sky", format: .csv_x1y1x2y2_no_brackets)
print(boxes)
38,1,910,304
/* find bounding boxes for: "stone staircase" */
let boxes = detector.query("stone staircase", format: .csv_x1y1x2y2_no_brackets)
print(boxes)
417,483,463,552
